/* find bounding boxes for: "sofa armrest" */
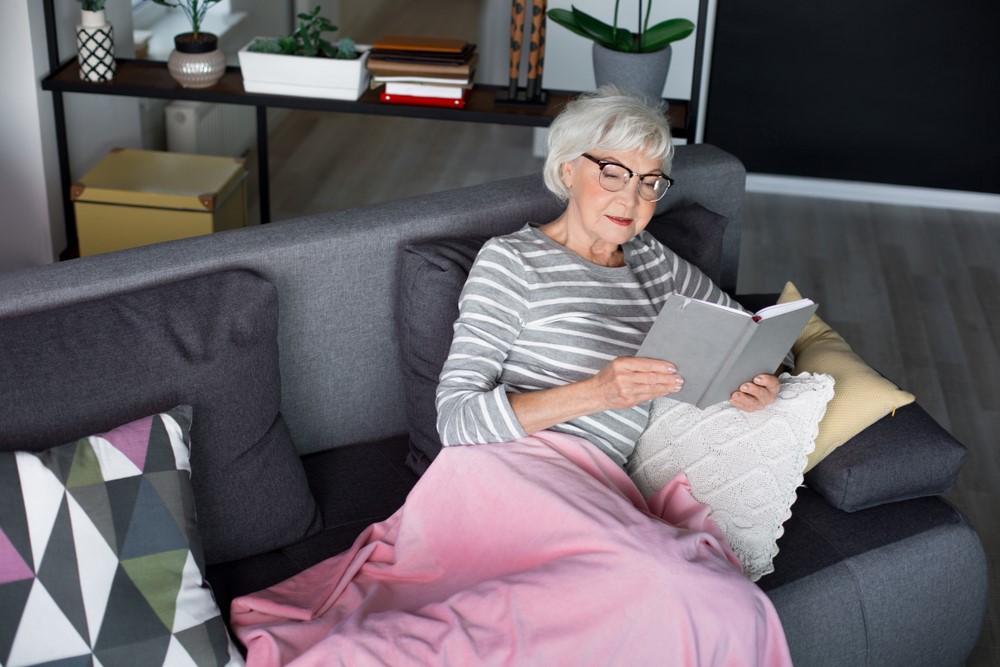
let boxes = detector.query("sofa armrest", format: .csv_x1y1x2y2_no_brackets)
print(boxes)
805,402,966,511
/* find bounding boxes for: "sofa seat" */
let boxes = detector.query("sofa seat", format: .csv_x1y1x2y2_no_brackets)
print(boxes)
206,436,418,624
205,433,985,667
760,489,985,665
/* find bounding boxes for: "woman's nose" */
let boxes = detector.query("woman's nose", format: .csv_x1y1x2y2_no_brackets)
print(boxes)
618,176,642,204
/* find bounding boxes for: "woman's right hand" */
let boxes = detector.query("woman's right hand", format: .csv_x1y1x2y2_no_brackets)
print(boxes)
508,357,684,437
591,357,684,410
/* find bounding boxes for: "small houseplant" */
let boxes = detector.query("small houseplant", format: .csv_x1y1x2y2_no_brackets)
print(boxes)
76,0,115,82
246,7,359,60
547,1,695,102
239,7,370,100
152,0,226,88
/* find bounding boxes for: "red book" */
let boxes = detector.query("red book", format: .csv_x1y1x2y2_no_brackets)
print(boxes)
380,89,469,109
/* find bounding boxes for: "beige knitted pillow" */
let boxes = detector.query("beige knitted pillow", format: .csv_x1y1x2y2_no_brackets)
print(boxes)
778,282,915,471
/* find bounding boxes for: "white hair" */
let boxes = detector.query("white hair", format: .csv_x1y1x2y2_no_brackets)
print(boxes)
543,86,674,202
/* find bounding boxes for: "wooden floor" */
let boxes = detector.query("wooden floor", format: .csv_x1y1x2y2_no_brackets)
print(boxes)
250,2,999,664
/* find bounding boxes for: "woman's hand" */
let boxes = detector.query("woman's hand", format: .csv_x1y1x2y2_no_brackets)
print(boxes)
508,357,683,437
729,374,780,412
592,357,685,411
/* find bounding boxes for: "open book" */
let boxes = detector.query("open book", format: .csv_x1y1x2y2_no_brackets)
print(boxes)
637,294,817,409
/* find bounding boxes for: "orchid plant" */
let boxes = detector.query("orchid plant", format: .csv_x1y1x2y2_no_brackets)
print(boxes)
548,1,694,53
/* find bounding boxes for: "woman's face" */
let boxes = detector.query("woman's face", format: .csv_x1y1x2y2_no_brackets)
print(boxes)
561,147,662,249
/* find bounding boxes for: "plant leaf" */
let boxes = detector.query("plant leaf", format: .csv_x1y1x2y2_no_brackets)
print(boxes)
546,9,594,41
640,18,695,52
571,6,633,51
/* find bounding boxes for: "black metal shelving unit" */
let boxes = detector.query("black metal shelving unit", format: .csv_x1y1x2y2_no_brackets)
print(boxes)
40,0,704,254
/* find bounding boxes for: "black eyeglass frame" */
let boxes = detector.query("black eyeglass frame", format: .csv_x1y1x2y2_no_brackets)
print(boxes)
580,153,675,202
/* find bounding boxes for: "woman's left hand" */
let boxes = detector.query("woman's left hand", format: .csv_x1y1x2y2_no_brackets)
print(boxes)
729,374,780,412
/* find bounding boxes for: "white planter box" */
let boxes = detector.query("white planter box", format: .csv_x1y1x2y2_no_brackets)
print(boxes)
238,39,370,100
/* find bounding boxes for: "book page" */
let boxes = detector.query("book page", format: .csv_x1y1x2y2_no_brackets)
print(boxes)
754,298,815,320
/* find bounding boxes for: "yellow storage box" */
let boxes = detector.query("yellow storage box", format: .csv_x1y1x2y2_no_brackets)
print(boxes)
72,148,248,256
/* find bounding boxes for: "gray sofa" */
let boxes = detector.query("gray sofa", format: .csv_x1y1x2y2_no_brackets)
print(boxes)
0,144,987,666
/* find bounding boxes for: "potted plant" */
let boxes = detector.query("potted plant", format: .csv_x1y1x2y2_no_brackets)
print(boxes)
238,7,369,101
152,0,226,89
547,1,695,103
76,0,116,82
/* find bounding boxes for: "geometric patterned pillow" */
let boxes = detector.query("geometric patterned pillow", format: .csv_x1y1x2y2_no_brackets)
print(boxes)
0,406,243,666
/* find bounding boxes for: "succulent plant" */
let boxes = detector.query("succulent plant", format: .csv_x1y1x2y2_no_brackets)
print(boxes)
247,7,359,60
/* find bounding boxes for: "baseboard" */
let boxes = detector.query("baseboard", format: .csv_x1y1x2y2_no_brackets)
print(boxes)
746,174,1000,214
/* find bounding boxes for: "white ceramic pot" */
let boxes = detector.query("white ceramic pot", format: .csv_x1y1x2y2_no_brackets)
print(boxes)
238,39,370,100
77,9,116,82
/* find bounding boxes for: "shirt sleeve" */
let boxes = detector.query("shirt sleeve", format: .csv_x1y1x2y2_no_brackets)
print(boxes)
435,238,530,447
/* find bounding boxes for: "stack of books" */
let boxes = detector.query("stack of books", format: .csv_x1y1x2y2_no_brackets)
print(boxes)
367,35,477,109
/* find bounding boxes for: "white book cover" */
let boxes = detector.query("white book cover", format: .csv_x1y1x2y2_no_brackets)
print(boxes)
382,81,468,99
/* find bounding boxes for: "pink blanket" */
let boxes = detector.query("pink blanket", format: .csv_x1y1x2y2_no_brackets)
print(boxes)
231,431,791,666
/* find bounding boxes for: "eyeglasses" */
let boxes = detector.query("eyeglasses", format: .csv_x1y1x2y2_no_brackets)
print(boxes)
581,153,675,202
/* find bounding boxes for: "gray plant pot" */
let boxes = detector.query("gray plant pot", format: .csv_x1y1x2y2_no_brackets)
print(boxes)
592,42,672,105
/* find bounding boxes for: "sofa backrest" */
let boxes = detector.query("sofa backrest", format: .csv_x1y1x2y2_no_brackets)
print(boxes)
0,144,746,456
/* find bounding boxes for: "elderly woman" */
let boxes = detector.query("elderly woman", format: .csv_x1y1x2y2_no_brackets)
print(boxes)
231,88,792,667
436,86,780,466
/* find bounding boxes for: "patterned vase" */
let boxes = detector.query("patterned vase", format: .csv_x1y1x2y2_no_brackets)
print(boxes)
168,33,226,89
77,9,116,82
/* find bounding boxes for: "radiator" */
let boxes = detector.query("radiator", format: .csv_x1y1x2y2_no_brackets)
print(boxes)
165,101,255,157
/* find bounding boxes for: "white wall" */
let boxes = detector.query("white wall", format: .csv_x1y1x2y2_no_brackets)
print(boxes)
1,0,55,271
2,0,143,268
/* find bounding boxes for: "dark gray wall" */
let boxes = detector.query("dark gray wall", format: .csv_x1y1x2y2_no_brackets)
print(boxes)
704,1,1000,194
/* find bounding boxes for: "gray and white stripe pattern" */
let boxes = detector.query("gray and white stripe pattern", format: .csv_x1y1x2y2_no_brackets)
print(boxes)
436,224,737,465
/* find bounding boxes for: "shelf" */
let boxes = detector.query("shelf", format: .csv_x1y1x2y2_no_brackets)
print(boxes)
42,51,691,242
42,58,688,133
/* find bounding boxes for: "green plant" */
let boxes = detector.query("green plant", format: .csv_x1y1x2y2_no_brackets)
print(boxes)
77,0,106,11
547,1,694,53
151,0,222,39
247,7,359,59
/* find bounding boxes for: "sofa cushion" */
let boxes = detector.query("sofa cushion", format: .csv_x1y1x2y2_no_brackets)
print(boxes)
778,282,916,470
645,202,729,286
0,270,321,564
629,372,834,581
206,435,418,623
0,406,241,666
396,205,730,474
767,282,965,511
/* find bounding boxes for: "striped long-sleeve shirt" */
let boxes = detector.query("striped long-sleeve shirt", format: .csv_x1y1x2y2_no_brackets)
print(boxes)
435,224,740,465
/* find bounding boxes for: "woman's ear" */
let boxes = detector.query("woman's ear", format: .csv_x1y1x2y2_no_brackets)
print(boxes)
561,161,574,189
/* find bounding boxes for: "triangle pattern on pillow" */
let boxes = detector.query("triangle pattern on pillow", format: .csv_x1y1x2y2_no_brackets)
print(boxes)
0,406,236,666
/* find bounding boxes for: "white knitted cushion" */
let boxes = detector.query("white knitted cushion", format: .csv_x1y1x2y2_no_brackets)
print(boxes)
628,372,835,581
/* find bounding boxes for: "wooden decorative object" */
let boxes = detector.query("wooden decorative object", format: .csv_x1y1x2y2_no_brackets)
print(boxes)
496,0,548,106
